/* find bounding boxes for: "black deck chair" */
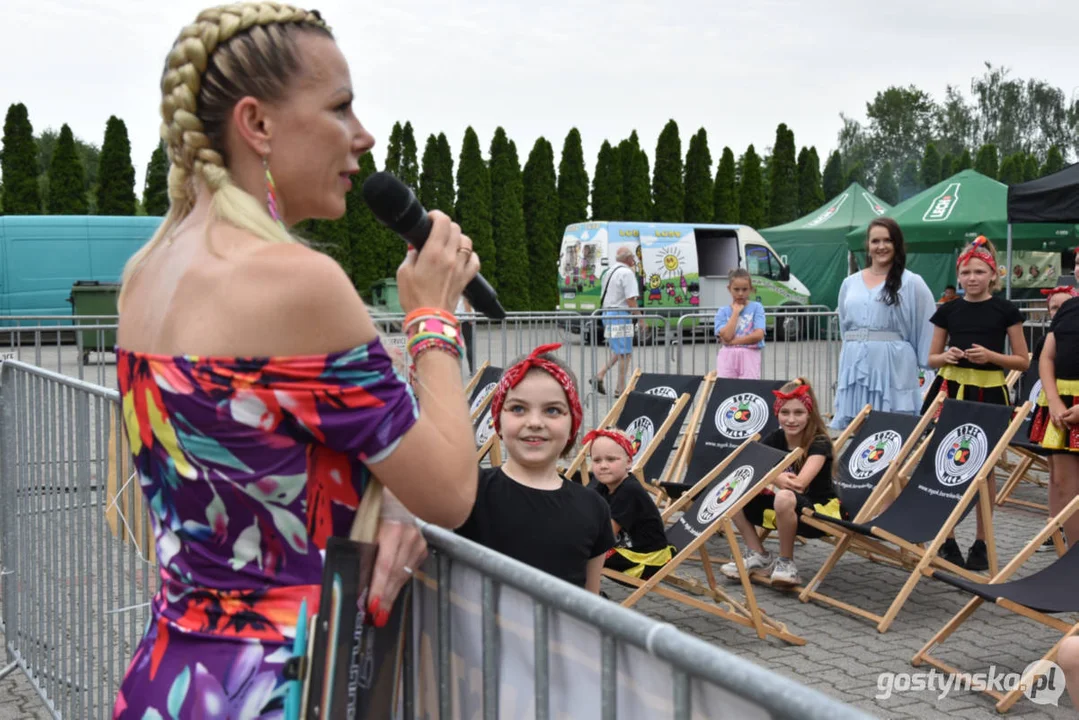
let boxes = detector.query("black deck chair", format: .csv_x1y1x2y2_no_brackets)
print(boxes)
567,390,689,487
608,439,806,645
655,378,784,502
798,399,1030,633
632,372,709,487
913,495,1079,713
474,403,501,465
996,362,1050,511
466,363,502,421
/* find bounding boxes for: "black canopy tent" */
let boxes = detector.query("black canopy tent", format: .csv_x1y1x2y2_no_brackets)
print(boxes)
1005,162,1079,295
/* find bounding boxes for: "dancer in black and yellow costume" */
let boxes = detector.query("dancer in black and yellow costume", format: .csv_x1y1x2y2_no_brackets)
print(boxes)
586,428,674,580
924,236,1029,570
1029,288,1079,545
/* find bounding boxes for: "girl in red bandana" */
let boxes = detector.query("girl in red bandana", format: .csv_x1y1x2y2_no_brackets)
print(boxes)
455,344,615,592
720,378,839,587
586,427,674,580
923,236,1029,571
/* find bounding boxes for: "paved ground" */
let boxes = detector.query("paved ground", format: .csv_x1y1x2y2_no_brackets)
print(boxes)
3,329,1073,719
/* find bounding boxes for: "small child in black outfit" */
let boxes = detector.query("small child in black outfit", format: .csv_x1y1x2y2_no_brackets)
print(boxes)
720,378,839,587
586,427,673,579
924,236,1029,570
456,344,615,592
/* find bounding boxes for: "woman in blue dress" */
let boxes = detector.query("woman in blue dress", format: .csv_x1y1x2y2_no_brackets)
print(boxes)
831,217,936,429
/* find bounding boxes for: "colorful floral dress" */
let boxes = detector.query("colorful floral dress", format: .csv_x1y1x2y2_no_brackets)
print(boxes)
112,341,418,719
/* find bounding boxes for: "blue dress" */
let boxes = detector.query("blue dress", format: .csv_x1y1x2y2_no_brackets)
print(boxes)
831,269,936,429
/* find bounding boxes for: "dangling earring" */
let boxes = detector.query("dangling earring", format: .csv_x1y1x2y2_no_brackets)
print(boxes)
263,155,284,228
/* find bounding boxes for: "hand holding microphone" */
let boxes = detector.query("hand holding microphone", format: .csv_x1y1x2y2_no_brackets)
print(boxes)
363,172,506,319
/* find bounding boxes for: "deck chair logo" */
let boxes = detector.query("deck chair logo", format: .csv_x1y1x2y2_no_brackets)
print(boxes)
934,424,988,487
644,386,678,400
1028,379,1043,406
470,383,497,415
715,393,769,439
849,430,903,480
475,411,495,446
625,416,655,457
697,465,755,524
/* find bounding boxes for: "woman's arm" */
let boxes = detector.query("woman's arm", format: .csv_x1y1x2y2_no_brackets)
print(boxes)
585,555,606,594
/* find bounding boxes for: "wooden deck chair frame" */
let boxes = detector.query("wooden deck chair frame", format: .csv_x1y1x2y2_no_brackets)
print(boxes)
476,433,503,466
751,397,942,590
912,494,1079,713
995,352,1050,511
463,360,490,399
797,401,1032,633
646,373,720,509
603,439,806,645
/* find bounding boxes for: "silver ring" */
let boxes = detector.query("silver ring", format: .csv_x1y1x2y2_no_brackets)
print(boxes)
402,566,414,575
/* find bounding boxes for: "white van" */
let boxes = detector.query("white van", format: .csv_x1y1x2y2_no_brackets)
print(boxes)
558,221,810,318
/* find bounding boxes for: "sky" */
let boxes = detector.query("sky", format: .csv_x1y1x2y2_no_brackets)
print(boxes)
5,0,1078,194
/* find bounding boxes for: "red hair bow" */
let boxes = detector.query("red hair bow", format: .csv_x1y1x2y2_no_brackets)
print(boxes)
582,429,636,459
490,343,582,452
772,383,813,415
956,235,996,273
1042,286,1079,299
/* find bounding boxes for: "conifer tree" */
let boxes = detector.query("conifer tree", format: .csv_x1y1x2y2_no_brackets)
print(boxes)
47,124,88,215
920,142,941,189
456,127,495,288
96,115,136,215
489,128,530,310
557,128,589,230
384,122,403,177
767,123,798,225
955,148,973,172
713,146,738,223
974,144,999,179
875,160,899,205
738,145,765,228
591,140,622,220
399,121,419,189
796,146,825,215
683,128,713,222
418,134,440,211
142,140,169,216
822,150,844,199
524,137,560,310
436,133,455,212
1,103,42,214
619,132,651,220
651,119,684,222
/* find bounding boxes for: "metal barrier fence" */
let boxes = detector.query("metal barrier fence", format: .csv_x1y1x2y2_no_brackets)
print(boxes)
0,359,873,719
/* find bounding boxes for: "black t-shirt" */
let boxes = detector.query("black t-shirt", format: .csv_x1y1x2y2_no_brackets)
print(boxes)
456,467,615,588
592,477,669,553
1049,297,1079,379
764,429,834,501
930,296,1024,371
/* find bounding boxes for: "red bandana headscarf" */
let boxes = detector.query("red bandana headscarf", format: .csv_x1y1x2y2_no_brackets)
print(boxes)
1042,286,1079,299
772,383,814,415
490,343,582,452
956,235,996,273
582,428,636,459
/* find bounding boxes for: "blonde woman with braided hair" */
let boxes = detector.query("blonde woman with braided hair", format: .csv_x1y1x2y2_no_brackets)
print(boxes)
114,4,480,716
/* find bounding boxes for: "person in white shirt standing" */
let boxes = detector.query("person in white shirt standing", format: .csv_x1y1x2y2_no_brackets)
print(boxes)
592,246,645,396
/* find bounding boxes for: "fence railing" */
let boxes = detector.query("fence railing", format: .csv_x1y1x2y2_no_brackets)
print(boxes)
0,359,874,719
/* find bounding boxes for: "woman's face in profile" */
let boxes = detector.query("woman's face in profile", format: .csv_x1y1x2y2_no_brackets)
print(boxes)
264,33,374,224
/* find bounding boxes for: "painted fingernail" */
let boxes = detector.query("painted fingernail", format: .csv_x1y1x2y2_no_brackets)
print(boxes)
406,244,416,252
375,609,390,628
368,596,381,619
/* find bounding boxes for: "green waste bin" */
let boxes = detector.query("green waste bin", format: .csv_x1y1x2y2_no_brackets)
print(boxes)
69,281,120,365
369,278,404,314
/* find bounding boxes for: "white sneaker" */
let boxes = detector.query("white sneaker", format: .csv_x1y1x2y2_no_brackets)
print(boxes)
770,557,801,586
720,550,774,579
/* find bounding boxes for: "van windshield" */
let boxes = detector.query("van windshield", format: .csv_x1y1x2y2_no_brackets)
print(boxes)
746,244,780,279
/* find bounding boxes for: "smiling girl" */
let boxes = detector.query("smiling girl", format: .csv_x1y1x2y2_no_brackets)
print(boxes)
586,428,673,580
720,378,839,587
456,344,615,592
923,235,1028,570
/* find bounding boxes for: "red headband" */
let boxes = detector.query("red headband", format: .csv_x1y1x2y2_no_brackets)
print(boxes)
956,236,996,273
490,343,582,452
1042,286,1079,299
583,429,636,459
773,383,813,415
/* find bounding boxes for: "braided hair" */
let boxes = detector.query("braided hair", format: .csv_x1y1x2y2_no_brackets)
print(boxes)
119,3,331,308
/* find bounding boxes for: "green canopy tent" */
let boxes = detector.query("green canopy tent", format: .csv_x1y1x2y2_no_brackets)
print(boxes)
846,169,1079,297
762,183,891,309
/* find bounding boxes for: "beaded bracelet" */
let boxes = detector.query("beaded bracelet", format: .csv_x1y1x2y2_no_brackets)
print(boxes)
404,307,457,330
405,316,460,341
408,336,462,362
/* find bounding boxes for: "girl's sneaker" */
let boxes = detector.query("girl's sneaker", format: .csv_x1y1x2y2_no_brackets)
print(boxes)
720,549,774,579
770,557,801,586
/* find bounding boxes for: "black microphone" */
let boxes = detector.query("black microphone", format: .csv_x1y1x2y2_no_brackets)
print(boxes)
362,172,506,320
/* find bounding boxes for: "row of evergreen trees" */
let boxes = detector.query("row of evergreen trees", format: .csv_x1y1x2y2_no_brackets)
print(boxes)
3,100,1072,311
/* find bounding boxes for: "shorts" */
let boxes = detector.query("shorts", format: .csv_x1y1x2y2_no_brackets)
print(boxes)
741,491,841,539
716,346,762,379
603,312,634,356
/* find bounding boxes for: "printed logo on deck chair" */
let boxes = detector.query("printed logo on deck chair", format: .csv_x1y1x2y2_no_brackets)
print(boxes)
625,416,655,456
697,465,755,524
934,424,988,487
849,430,903,480
644,386,678,400
715,393,770,439
470,383,497,415
475,411,496,446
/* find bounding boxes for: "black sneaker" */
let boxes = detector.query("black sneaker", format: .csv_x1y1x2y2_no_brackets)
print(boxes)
1038,536,1056,553
590,377,607,395
965,540,989,572
938,538,965,568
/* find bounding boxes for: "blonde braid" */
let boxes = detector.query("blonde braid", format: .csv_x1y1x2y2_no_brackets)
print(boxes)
118,3,329,307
